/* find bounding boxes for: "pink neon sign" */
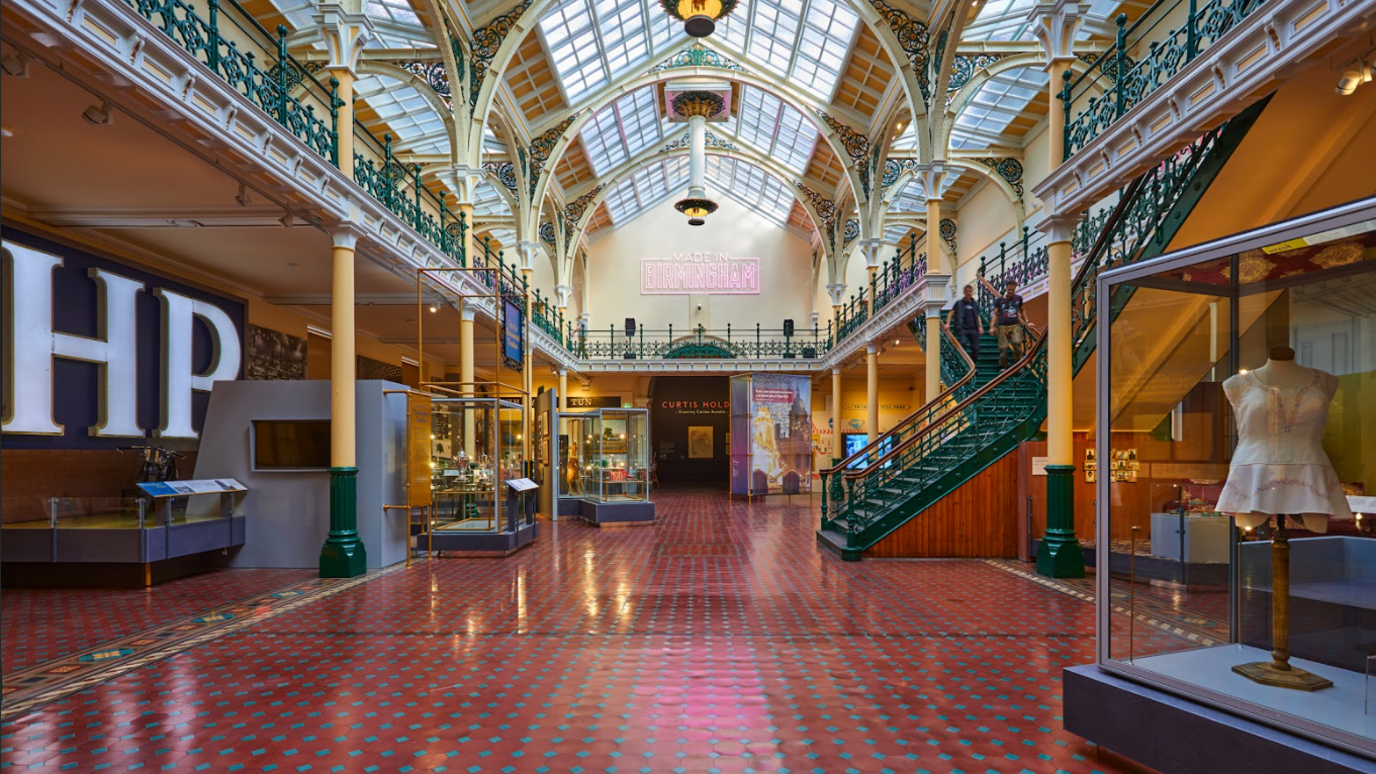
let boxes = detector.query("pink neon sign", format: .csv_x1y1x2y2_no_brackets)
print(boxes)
640,254,760,295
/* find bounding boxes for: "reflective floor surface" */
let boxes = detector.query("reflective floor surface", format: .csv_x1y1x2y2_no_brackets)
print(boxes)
0,492,1153,773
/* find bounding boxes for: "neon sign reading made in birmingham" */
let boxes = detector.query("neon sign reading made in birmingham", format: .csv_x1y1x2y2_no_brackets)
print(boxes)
640,253,759,295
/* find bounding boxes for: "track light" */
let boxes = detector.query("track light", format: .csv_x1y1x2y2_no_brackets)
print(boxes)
81,101,112,126
429,303,439,313
1337,69,1364,95
0,52,28,78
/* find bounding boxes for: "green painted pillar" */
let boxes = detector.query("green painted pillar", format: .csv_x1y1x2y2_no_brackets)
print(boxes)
320,466,366,577
1037,464,1084,578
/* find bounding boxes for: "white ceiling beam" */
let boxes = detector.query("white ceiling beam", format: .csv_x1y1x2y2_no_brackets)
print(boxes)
29,205,311,229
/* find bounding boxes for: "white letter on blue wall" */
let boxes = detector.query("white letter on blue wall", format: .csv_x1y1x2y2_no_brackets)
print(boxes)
155,289,241,439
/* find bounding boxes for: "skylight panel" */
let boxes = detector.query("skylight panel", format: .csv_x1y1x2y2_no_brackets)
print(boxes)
366,0,420,25
772,104,815,174
963,0,1039,41
634,165,670,202
722,86,816,176
602,178,640,223
716,0,751,51
792,0,858,98
580,107,629,174
472,181,510,217
757,176,794,225
663,156,691,189
948,67,1047,149
617,89,663,157
888,179,927,213
747,0,802,76
540,0,686,104
353,76,450,155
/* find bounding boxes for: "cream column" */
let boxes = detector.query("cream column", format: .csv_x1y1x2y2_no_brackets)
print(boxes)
866,346,880,442
558,369,569,412
518,241,541,466
1030,0,1088,579
459,302,477,459
860,239,881,315
316,5,373,579
919,163,948,405
831,368,844,461
826,282,847,342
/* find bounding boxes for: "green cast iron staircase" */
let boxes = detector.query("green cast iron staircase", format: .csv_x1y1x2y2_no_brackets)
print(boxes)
817,99,1270,561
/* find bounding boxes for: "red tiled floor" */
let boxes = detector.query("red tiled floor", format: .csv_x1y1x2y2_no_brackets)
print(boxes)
1,567,314,672
0,492,1154,773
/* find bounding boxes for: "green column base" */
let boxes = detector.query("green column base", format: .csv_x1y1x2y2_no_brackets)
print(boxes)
1036,464,1084,579
320,466,367,578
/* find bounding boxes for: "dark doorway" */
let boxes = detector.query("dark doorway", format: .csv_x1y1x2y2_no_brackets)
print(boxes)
649,376,730,490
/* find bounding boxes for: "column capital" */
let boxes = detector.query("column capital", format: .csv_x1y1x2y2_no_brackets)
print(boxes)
1027,1,1090,70
459,302,478,322
922,273,953,315
810,311,820,328
554,284,573,307
438,165,485,206
315,3,376,74
858,238,884,269
578,312,590,326
917,162,946,201
516,240,541,271
1031,211,1079,243
329,223,365,251
826,283,848,306
866,344,879,355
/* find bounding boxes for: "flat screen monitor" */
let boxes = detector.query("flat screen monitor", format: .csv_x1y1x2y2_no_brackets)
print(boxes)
252,420,331,471
842,433,868,458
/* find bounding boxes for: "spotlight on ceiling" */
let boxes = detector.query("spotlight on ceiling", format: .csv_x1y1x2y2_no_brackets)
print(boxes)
81,101,112,126
659,0,739,38
0,52,28,78
429,303,439,313
1337,69,1365,95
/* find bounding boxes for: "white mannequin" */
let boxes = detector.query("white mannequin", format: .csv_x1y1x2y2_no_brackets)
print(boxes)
1247,346,1310,389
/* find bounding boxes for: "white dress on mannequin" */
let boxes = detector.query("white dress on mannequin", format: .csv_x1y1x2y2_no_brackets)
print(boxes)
1217,360,1352,532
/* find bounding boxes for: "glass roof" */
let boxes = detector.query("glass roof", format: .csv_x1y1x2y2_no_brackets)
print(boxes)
950,67,1048,149
538,0,686,103
578,87,667,177
354,75,450,155
266,1,435,48
705,156,795,226
722,0,859,100
721,86,817,176
962,0,1040,42
600,157,690,224
888,178,928,213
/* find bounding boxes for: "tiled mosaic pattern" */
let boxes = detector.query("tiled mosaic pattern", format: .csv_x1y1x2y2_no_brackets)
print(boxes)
2,568,314,673
1,493,1156,773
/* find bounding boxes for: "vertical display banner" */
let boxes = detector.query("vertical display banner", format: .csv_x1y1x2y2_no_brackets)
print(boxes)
729,374,812,496
406,392,433,507
502,297,524,371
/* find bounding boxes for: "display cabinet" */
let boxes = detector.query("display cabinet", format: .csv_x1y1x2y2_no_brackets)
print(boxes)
1092,200,1375,759
430,397,526,535
558,408,650,503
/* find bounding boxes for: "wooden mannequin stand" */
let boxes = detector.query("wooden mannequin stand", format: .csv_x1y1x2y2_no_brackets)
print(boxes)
1231,516,1333,691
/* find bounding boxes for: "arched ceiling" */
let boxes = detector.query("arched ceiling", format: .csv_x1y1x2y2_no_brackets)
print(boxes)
253,0,1133,255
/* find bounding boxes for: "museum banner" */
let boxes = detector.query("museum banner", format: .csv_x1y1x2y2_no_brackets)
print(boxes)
729,374,812,496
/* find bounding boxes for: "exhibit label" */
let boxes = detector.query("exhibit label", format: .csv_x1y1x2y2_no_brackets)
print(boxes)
641,253,759,295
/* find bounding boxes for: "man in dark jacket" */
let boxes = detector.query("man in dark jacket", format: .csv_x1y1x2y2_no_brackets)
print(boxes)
948,284,982,362
990,280,1028,369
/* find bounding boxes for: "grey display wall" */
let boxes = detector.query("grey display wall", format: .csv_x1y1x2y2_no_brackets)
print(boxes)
193,380,409,569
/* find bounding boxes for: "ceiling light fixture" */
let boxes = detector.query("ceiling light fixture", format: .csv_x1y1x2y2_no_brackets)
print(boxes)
81,101,112,126
0,52,28,78
429,303,439,313
659,0,739,38
675,197,718,226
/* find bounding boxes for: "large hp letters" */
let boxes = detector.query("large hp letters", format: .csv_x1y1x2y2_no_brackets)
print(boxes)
3,241,241,439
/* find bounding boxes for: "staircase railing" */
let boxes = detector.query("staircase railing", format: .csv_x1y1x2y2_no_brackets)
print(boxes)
819,321,975,504
819,99,1265,552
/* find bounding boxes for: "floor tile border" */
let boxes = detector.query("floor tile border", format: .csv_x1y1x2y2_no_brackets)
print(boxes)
983,559,1224,648
1,563,405,720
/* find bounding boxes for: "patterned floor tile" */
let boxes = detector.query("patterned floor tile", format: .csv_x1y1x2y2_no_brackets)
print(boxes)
0,492,1158,773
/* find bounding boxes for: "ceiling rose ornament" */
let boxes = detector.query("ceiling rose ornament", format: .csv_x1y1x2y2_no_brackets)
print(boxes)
670,90,726,119
675,197,719,226
658,0,739,38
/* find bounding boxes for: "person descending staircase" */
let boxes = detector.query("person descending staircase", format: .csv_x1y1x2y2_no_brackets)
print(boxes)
819,98,1271,561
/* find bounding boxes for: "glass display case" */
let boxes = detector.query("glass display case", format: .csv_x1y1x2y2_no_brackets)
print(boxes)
558,408,650,503
1095,200,1375,757
430,397,526,534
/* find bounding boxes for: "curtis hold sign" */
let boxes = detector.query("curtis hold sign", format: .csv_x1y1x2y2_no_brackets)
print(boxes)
641,253,759,295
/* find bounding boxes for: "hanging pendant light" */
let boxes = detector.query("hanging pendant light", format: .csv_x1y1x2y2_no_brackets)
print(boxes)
668,89,724,226
674,197,718,226
659,0,739,38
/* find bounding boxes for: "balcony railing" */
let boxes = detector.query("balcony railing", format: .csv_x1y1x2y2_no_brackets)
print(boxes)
1063,0,1268,158
574,324,830,361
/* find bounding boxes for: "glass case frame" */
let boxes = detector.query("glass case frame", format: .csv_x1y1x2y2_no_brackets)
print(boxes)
1094,198,1376,759
430,397,526,535
557,408,651,504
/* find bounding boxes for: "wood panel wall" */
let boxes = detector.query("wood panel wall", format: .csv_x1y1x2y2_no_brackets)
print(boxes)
0,449,199,524
863,449,1021,558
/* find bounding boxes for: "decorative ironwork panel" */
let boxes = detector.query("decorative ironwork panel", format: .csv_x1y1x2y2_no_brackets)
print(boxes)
468,0,532,108
648,42,747,74
815,111,871,197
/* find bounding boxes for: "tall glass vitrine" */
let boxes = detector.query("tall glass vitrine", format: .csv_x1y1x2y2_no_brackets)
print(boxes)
558,408,650,503
430,397,526,534
1095,199,1375,759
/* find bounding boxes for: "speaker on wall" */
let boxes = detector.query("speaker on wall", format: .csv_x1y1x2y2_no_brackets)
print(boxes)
783,318,794,336
625,317,637,337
